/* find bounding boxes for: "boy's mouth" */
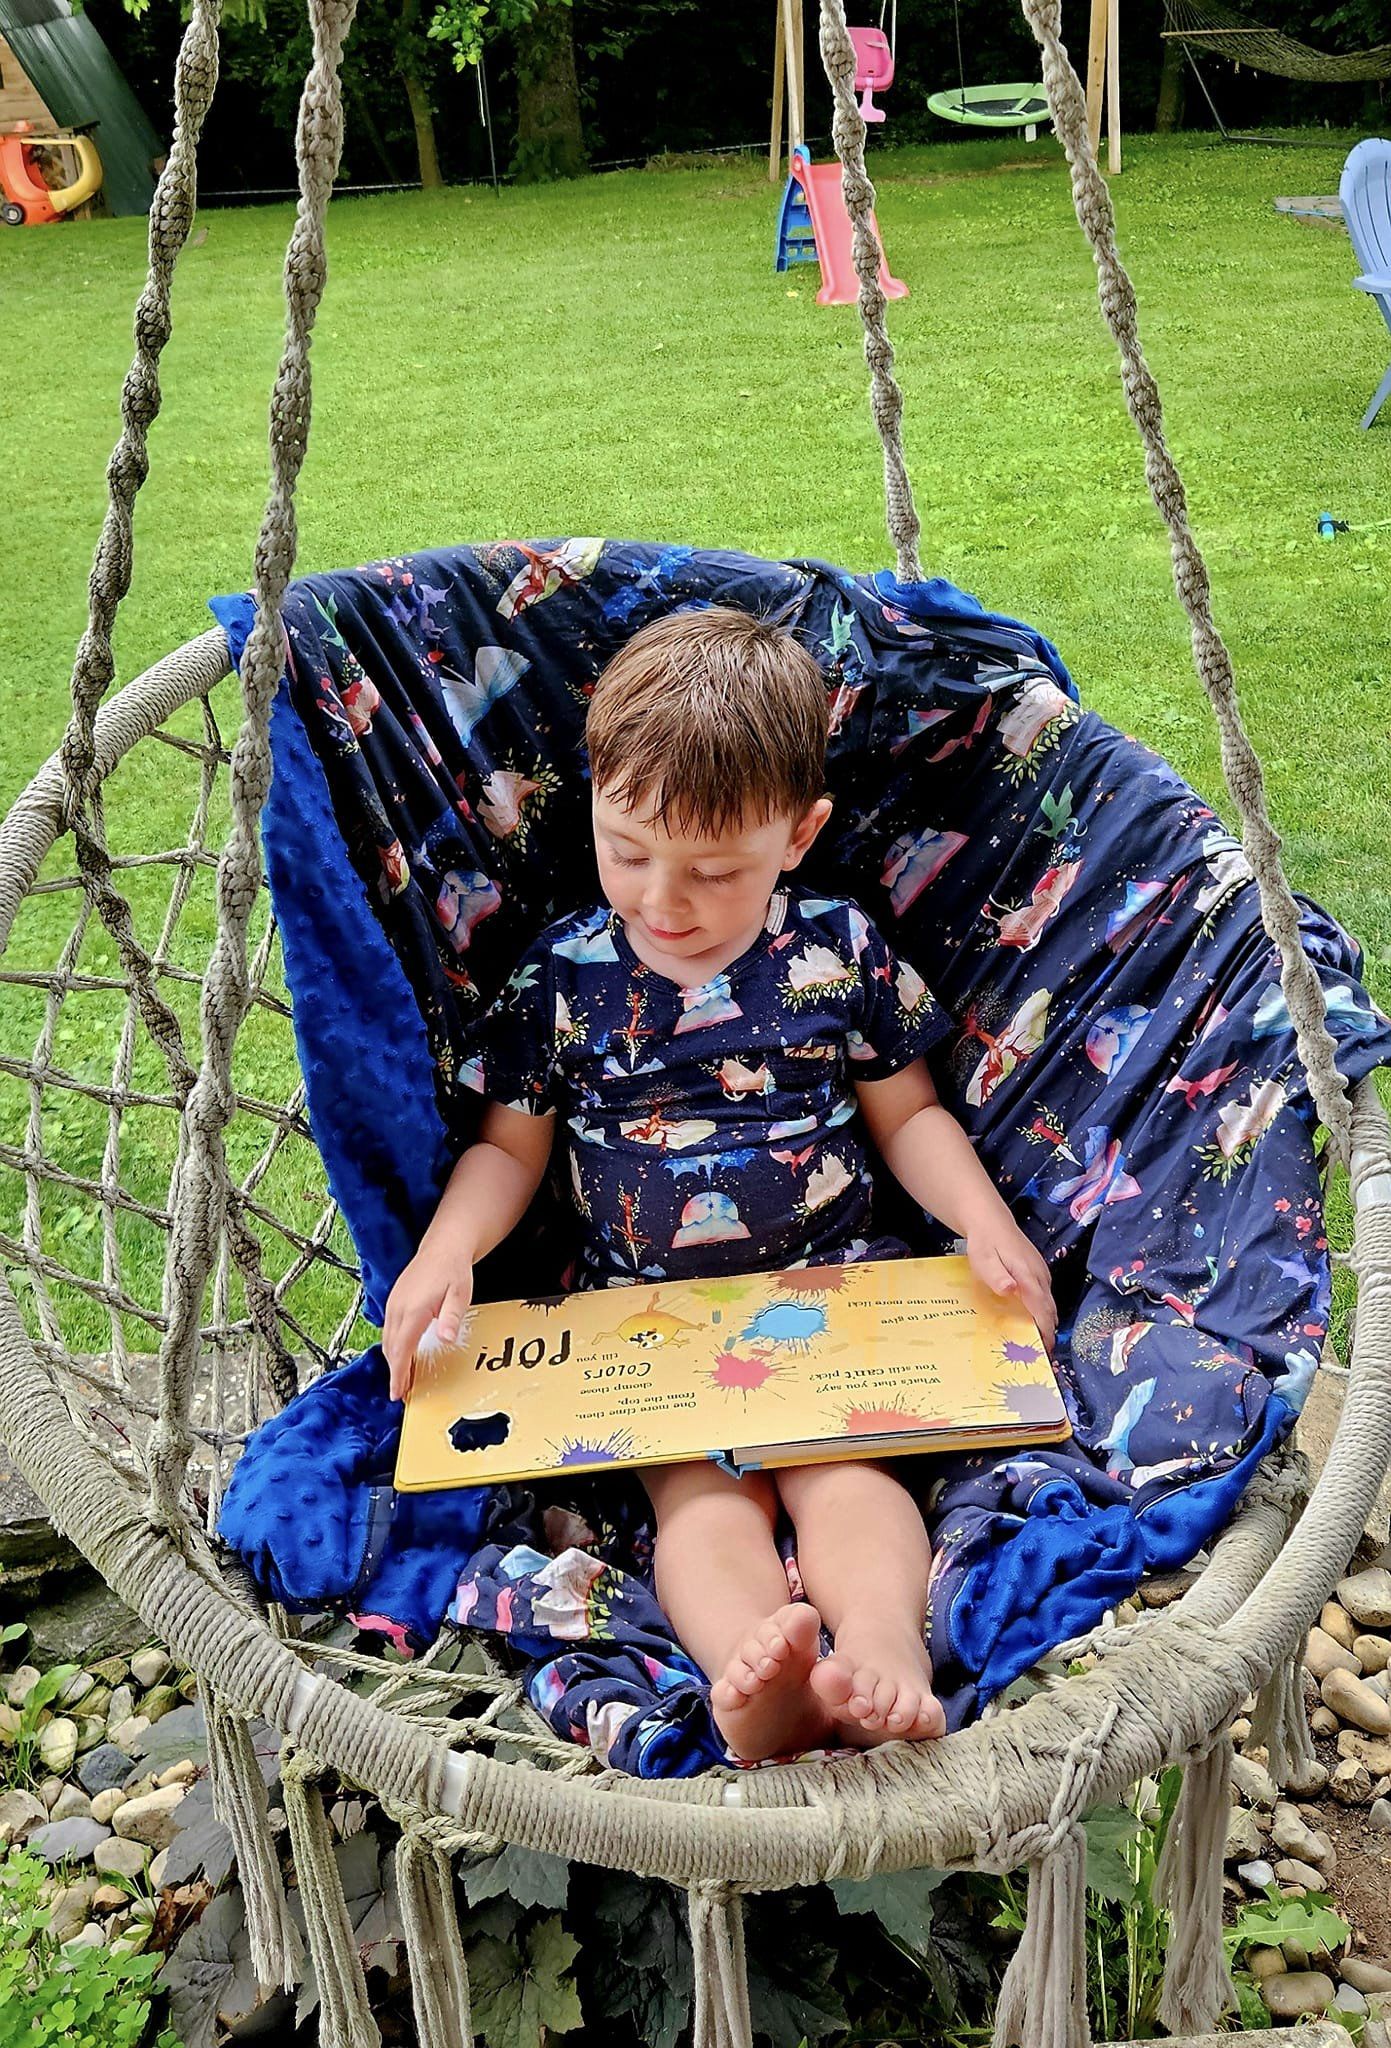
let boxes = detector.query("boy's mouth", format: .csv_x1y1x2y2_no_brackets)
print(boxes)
645,921,699,942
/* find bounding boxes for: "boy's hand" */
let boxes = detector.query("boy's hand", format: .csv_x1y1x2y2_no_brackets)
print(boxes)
966,1218,1057,1356
382,1248,474,1402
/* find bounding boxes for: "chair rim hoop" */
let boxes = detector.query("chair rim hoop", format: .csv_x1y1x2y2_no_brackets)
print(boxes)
1,629,1388,1886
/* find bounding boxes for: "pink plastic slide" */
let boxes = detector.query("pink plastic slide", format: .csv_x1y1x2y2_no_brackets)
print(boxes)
790,149,908,307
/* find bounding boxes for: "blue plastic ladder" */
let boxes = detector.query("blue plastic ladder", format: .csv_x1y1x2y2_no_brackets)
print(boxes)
775,160,818,273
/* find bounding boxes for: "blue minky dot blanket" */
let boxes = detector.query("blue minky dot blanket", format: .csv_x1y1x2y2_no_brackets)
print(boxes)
213,540,1391,1776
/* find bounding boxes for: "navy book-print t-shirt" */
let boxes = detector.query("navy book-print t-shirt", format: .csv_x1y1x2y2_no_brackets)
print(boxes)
459,885,952,1288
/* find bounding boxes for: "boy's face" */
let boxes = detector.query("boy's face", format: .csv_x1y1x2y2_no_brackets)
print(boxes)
593,787,832,976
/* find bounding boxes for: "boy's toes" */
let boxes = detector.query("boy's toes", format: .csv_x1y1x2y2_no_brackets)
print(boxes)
809,1652,854,1714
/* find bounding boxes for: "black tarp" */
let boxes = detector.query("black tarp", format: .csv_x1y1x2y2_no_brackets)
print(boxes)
0,0,161,216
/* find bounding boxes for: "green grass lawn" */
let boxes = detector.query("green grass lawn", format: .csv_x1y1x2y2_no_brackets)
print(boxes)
0,130,1387,1352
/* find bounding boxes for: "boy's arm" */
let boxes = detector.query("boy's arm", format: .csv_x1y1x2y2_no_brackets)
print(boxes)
856,1059,1057,1351
382,1101,555,1397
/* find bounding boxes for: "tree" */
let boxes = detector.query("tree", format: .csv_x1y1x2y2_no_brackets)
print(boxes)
431,0,587,182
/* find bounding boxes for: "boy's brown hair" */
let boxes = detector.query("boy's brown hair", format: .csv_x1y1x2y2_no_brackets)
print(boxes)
585,606,828,836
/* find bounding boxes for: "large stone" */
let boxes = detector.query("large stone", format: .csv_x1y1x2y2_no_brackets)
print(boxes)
109,1714,149,1754
46,1877,98,1942
94,1836,149,1881
1336,1731,1391,1774
50,1785,92,1824
106,1685,135,1730
1323,1668,1391,1735
129,1648,171,1692
77,1743,134,1797
26,1815,111,1864
90,1787,127,1825
140,1684,179,1726
37,1717,78,1775
1357,1635,1391,1676
1311,1707,1341,1737
1226,1805,1264,1862
1321,1601,1360,1651
1272,1803,1327,1866
1342,1961,1391,1996
1370,1799,1391,1834
1231,1753,1280,1808
1238,1859,1276,1890
1262,1972,1337,2019
1332,1757,1374,1804
86,1656,128,1689
57,1668,95,1709
111,1782,186,1850
22,1575,144,1668
5,1664,41,1710
1306,1629,1362,1681
0,1787,48,1844
1247,1946,1286,1981
1275,1858,1327,1892
1338,1570,1391,1631
0,1441,81,1581
1334,1984,1370,2016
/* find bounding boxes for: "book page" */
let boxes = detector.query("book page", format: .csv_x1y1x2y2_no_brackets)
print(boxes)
395,1255,1065,1491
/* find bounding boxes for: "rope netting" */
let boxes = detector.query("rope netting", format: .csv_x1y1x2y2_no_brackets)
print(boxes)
0,0,1389,2042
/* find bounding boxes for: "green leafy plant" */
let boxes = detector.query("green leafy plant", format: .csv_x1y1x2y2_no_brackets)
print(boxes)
1227,1886,1352,1966
0,1848,178,2048
4,1662,80,1791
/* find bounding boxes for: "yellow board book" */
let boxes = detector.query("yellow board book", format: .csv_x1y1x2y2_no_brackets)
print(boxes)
394,1254,1068,1491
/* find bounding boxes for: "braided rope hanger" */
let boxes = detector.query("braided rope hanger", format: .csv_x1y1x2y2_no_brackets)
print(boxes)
816,0,1354,1168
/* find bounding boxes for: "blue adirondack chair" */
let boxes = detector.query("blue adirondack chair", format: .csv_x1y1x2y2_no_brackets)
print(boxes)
1340,139,1391,429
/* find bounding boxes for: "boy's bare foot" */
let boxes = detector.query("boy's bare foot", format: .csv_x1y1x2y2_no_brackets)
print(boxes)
810,1618,946,1744
709,1603,833,1761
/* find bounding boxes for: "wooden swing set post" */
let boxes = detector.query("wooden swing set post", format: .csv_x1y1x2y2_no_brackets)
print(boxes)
1086,0,1123,171
770,0,807,180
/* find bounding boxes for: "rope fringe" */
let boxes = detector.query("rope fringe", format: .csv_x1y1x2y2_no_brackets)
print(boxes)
991,1826,1091,2048
397,1827,474,2048
1250,1646,1322,1793
689,1884,754,2048
206,1692,301,1989
1156,1737,1238,2035
282,1764,380,2048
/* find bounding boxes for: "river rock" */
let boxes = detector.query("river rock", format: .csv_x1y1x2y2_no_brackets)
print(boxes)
1230,1753,1279,1808
1342,1960,1391,1995
154,1760,196,1789
27,1815,111,1864
1321,1601,1361,1650
1358,1635,1391,1675
37,1717,78,1774
5,1664,41,1710
1272,1802,1323,1862
90,1787,127,1825
1307,1628,1362,1681
109,1714,149,1753
86,1655,128,1689
46,1877,98,1941
1332,1757,1374,1804
1261,1971,1336,2019
22,1576,144,1667
140,1683,179,1725
1139,1569,1197,1608
106,1684,134,1730
77,1743,133,1796
111,1782,185,1849
1324,1668,1391,1734
49,1785,92,1824
1338,1570,1391,1630
1311,1706,1341,1737
147,1847,169,1889
1335,1984,1370,2016
75,1714,106,1755
1238,1859,1275,1889
1247,1946,1286,1981
56,1668,94,1709
1370,1798,1391,1833
1275,1858,1326,1891
94,1835,149,1880
128,1647,171,1691
0,1788,48,1843
92,1884,127,1913
1226,1805,1264,1861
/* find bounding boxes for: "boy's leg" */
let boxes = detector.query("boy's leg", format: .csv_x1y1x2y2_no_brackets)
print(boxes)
645,1462,833,1760
776,1461,946,1742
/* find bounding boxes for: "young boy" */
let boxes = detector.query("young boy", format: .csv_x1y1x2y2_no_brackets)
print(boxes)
384,606,1056,1761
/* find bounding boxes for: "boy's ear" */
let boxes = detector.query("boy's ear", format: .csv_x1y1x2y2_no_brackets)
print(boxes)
782,796,834,870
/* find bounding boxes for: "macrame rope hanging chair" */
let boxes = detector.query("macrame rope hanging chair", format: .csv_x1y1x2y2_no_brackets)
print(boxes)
0,2,1388,2045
